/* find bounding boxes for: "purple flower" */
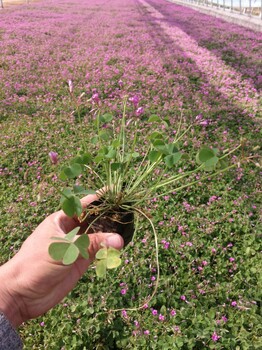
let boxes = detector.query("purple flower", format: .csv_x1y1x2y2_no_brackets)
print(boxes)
135,106,144,116
129,95,139,108
92,92,99,103
134,320,139,328
48,151,58,165
159,314,165,321
121,310,128,318
211,331,221,341
170,309,176,316
221,315,228,322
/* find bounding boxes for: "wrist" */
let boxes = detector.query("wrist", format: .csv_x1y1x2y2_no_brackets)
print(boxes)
0,259,24,328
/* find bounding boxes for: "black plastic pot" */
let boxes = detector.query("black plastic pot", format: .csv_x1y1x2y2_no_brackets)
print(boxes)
86,200,135,247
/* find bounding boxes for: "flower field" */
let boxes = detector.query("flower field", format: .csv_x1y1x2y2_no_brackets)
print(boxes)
0,0,261,348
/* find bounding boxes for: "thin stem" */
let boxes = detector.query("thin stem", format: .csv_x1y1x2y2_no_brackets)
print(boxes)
152,163,237,200
110,206,160,313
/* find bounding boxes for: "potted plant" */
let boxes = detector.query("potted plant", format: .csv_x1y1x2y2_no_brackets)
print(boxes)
48,95,242,301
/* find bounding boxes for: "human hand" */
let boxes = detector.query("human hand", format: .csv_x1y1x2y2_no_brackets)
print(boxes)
0,193,124,328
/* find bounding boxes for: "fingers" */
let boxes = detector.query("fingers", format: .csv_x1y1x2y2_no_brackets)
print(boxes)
87,232,124,260
80,193,99,209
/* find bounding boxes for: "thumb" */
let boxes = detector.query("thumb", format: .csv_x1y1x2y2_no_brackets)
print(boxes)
87,232,124,260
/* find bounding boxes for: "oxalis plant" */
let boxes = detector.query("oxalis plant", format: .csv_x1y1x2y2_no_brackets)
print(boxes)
48,96,242,309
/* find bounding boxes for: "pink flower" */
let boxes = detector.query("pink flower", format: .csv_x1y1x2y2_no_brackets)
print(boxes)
92,93,99,103
135,106,144,116
229,257,235,262
144,330,150,335
120,289,127,295
158,314,165,321
211,331,221,341
134,320,139,327
221,315,228,322
49,151,58,165
129,95,139,108
170,309,176,316
202,260,208,266
152,309,158,316
231,301,237,307
180,295,186,301
122,310,128,318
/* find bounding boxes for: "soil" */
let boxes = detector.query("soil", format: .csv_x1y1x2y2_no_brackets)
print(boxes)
80,201,135,247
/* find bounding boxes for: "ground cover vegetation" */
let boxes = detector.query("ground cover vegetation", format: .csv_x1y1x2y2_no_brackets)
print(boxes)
0,0,261,348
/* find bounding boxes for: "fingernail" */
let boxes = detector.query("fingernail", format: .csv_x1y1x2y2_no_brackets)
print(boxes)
106,234,124,249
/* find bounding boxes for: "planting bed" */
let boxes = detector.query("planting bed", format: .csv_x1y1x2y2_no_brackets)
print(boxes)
0,0,261,348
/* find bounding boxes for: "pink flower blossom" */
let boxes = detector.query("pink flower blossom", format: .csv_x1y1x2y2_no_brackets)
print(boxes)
211,331,221,341
170,309,176,316
135,106,144,116
49,151,58,165
158,314,165,321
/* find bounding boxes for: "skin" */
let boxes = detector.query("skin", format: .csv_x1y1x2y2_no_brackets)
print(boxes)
0,193,124,328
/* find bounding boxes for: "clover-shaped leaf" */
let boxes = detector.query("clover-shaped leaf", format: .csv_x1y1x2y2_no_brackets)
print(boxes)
196,147,219,171
61,194,82,217
95,246,122,277
48,227,90,265
164,152,182,168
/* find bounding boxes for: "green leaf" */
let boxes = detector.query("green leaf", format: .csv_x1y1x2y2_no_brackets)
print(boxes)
205,156,219,168
71,153,92,166
149,150,161,163
62,244,79,265
149,132,164,141
132,152,140,158
59,170,68,181
99,130,110,141
107,247,121,257
165,143,179,155
63,163,82,179
49,241,80,265
91,136,98,144
73,185,96,195
62,195,82,217
164,152,182,168
96,260,107,278
49,242,70,261
106,256,122,269
60,188,73,204
111,162,122,171
148,115,161,123
197,148,215,163
74,235,90,259
100,113,113,123
66,227,80,241
105,148,116,159
95,248,108,260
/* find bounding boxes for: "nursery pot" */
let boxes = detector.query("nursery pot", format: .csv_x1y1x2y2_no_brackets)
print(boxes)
85,200,135,247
